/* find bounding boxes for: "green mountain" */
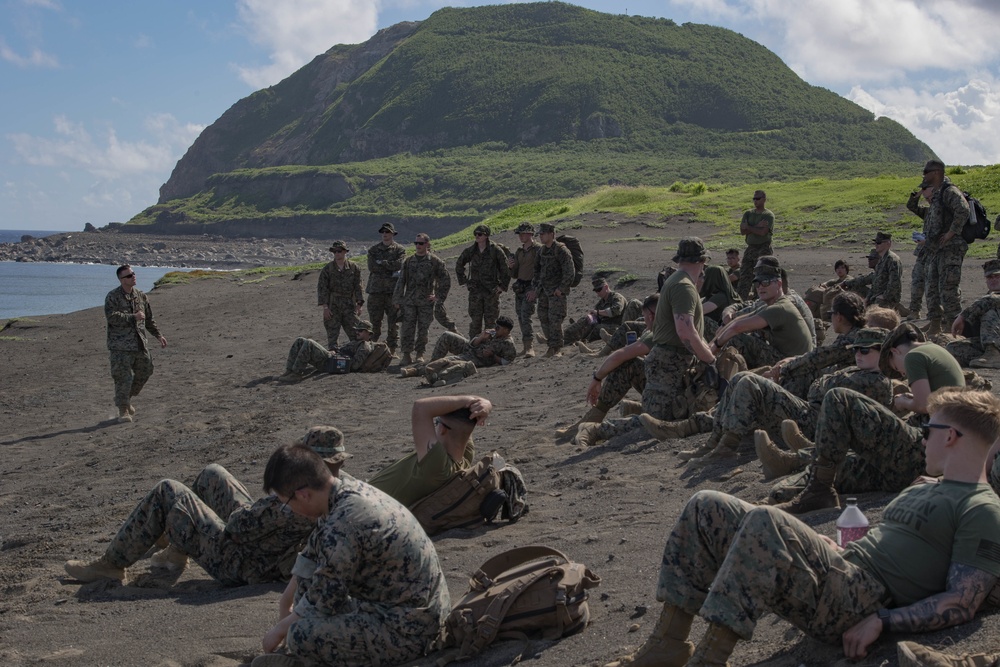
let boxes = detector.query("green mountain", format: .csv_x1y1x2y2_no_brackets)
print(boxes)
143,2,933,237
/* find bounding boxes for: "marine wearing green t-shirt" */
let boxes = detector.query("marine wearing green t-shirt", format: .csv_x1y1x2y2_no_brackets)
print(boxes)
368,440,475,507
903,343,965,391
652,269,703,350
758,295,814,357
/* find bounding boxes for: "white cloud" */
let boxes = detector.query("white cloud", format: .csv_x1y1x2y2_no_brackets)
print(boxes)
233,0,380,88
0,39,59,67
848,76,1000,165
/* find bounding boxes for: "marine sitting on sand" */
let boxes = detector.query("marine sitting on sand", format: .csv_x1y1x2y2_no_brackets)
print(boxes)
278,320,380,383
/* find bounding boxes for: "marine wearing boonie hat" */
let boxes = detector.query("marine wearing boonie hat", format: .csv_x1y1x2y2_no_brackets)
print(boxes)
301,426,352,471
473,224,491,236
515,222,535,234
538,222,556,234
872,232,892,244
592,277,608,291
378,223,397,235
353,320,374,333
329,240,348,253
671,237,711,263
984,259,1000,276
846,327,889,351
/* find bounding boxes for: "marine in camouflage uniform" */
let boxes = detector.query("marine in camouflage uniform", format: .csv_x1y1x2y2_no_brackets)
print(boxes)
866,232,904,312
429,329,516,368
284,337,374,376
66,464,315,585
907,162,970,328
282,475,449,666
366,224,407,351
563,277,628,345
909,243,928,317
455,224,510,338
945,259,1000,367
529,222,576,354
778,325,863,398
318,241,363,348
593,358,645,414
105,265,166,417
509,223,541,354
393,234,451,360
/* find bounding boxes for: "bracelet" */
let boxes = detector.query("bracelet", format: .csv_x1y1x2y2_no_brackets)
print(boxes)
593,371,602,382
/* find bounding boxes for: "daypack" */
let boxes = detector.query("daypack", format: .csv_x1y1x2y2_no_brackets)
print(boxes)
960,191,990,243
408,452,528,536
556,235,584,287
438,546,601,662
357,341,393,373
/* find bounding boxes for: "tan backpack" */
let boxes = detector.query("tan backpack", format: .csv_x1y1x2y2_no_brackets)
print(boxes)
438,546,600,662
357,341,393,373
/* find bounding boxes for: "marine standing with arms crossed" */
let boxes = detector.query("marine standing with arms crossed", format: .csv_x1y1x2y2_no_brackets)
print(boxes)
365,223,406,355
508,221,541,357
527,222,575,358
735,190,775,300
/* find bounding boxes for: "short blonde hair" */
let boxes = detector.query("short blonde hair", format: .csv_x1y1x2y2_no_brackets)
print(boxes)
926,387,1000,446
864,306,900,330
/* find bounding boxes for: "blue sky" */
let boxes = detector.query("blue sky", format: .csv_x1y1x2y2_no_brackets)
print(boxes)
2,0,999,232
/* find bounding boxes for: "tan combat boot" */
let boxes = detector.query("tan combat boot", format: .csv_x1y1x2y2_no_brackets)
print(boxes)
640,414,699,441
687,432,741,468
544,346,562,358
604,604,695,667
775,460,840,516
619,399,643,417
522,339,535,358
922,319,942,336
400,352,413,365
117,405,133,423
600,328,613,344
754,430,806,481
398,366,419,378
780,419,814,452
127,404,136,415
65,556,126,583
576,340,596,354
897,640,998,667
574,423,605,447
677,432,720,461
414,353,426,364
150,544,189,573
688,623,741,667
535,332,548,345
556,407,608,439
971,344,1000,370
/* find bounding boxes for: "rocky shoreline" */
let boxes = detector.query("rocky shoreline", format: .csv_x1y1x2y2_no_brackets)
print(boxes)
0,228,369,270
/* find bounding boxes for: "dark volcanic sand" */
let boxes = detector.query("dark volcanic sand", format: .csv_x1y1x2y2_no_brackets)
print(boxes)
2,215,998,667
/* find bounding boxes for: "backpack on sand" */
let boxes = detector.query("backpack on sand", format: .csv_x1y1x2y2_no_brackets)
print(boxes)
408,452,528,536
437,546,600,663
960,191,990,243
556,235,584,287
357,341,393,373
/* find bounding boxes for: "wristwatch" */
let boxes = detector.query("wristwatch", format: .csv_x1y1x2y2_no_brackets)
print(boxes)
877,608,892,632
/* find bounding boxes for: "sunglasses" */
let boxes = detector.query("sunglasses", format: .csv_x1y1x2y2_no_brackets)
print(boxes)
279,485,307,511
474,232,487,237
753,196,764,200
414,241,427,246
753,278,777,286
921,423,962,440
434,417,451,431
853,345,881,354
119,272,136,279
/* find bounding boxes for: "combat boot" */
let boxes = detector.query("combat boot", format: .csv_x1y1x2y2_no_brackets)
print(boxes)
619,399,643,417
556,406,607,439
150,544,189,573
414,353,426,364
398,366,419,378
576,340,596,354
677,433,720,461
971,344,1000,370
687,432,741,468
754,430,806,481
600,328,613,344
535,332,548,345
64,556,126,583
922,319,942,336
127,404,136,416
574,423,605,447
400,352,413,365
903,310,920,322
688,623,740,667
897,640,998,667
522,339,535,358
277,371,304,384
775,460,840,516
603,603,695,667
780,419,813,452
117,406,133,423
544,346,562,358
640,414,698,441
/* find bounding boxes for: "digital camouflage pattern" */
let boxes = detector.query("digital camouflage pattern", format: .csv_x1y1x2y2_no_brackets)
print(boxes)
736,243,773,300
532,241,576,348
367,293,400,349
102,464,313,584
433,299,459,333
422,356,478,386
594,358,645,414
456,240,510,337
109,350,154,409
779,326,863,398
105,285,162,407
947,295,1000,365
868,250,904,308
926,244,968,324
909,247,928,315
510,242,540,343
727,331,783,368
907,180,970,323
563,290,628,344
285,476,448,666
318,259,363,347
286,338,330,375
393,253,451,355
656,490,889,642
429,331,516,368
366,241,406,295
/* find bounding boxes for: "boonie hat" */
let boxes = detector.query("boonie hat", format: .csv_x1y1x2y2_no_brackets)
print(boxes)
984,259,1000,276
672,237,711,263
300,426,352,465
872,232,892,244
754,255,780,270
515,222,535,234
538,222,557,234
752,264,782,283
473,224,491,237
329,240,348,253
592,277,608,291
847,327,889,350
378,223,398,235
879,322,925,378
353,320,374,332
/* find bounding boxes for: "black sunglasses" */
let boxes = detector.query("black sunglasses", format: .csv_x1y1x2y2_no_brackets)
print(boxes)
414,241,427,246
119,272,136,279
853,345,881,355
921,423,962,440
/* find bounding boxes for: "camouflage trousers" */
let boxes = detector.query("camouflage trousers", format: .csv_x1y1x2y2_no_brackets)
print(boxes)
656,490,889,642
367,293,400,349
102,464,250,585
563,316,615,345
434,300,458,334
513,290,536,344
736,243,773,300
711,372,813,442
595,358,645,414
728,331,783,369
607,320,646,351
467,288,500,339
430,331,471,361
909,248,928,315
423,356,476,385
926,244,967,323
109,349,154,408
621,299,643,324
596,346,690,440
946,309,1000,366
399,302,435,355
813,388,925,492
286,338,330,375
287,601,433,667
536,291,568,348
323,298,359,348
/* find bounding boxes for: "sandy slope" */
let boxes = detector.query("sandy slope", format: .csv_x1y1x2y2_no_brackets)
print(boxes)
1,215,997,667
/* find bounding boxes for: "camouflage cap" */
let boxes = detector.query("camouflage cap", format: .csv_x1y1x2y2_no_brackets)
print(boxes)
353,319,374,332
753,255,781,270
752,264,782,282
515,221,535,234
473,224,491,236
923,159,945,174
329,240,348,253
984,259,1000,276
672,237,711,263
538,222,557,234
872,232,892,244
847,327,889,350
592,277,608,291
378,223,398,235
300,426,352,465
879,322,925,378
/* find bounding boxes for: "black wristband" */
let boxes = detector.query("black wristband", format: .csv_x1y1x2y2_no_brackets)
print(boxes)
593,371,602,382
877,608,891,632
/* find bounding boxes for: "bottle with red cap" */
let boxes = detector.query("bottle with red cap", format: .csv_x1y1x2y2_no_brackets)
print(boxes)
836,498,869,547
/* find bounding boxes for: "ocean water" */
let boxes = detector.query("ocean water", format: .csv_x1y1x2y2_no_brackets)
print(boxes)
1,230,191,320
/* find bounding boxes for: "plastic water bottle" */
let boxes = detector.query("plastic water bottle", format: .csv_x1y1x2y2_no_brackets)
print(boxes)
836,498,869,547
